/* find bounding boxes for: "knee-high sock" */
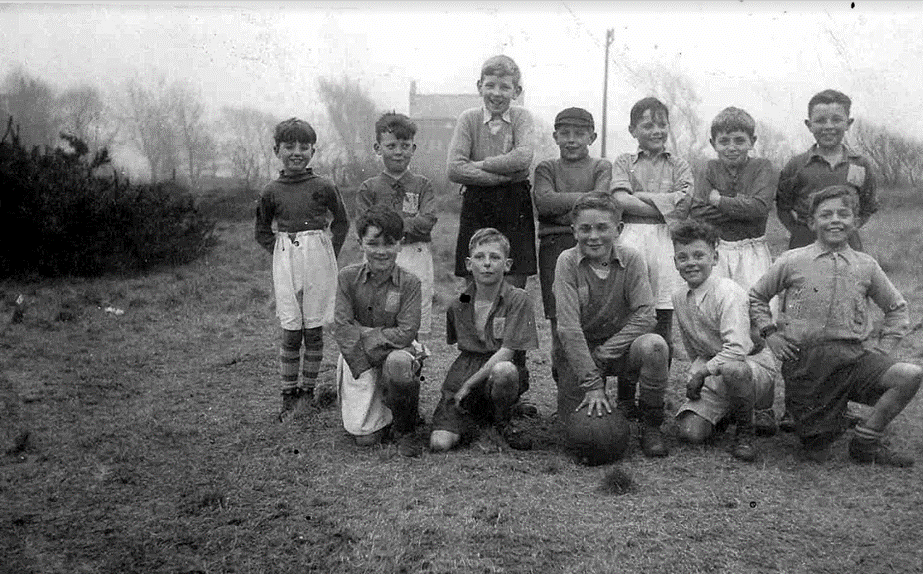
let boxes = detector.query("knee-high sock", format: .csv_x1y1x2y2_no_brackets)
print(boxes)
280,328,302,393
302,326,323,391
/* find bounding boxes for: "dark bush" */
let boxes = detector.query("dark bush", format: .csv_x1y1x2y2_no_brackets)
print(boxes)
0,117,215,277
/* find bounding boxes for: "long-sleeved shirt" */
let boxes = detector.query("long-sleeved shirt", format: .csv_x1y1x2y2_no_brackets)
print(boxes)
689,157,778,241
610,149,694,225
254,169,349,255
749,243,908,349
553,245,656,392
776,144,878,231
334,262,421,378
533,156,612,236
447,106,535,187
673,275,754,375
355,171,437,243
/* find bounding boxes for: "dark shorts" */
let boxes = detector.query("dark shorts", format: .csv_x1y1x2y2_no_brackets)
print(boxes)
431,351,529,438
538,232,576,319
552,333,637,417
782,340,895,443
455,181,537,278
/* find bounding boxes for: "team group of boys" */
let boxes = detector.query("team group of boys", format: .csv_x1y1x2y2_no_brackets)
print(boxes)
255,55,922,466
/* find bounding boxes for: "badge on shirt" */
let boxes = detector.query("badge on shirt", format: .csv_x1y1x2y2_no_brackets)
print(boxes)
492,316,506,339
385,290,401,313
846,164,866,188
402,192,419,215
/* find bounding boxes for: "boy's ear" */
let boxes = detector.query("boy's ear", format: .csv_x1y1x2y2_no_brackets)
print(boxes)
513,84,523,99
709,137,716,150
804,118,812,130
588,132,598,144
751,135,757,145
504,257,513,272
616,221,624,235
373,141,382,155
465,256,473,273
476,78,483,91
410,142,417,153
845,117,855,129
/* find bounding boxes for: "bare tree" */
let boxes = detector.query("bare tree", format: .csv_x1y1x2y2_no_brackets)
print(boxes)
315,75,380,187
122,77,179,182
56,84,119,155
169,82,210,188
2,68,59,150
635,63,709,167
753,120,792,170
850,118,923,188
218,105,278,189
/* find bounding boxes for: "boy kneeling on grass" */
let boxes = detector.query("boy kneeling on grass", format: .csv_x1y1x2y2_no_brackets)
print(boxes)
749,185,922,466
334,205,426,457
672,219,778,462
553,192,671,458
429,228,539,452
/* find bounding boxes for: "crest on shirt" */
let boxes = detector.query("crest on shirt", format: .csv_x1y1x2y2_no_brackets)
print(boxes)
492,316,506,339
846,164,866,188
385,290,401,313
402,192,419,215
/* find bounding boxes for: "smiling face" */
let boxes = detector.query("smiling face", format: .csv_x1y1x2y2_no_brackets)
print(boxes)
359,224,401,275
553,124,596,162
374,131,415,176
673,239,717,289
572,208,621,263
711,129,754,168
809,195,856,249
805,102,853,151
477,74,521,117
275,140,313,175
629,109,670,154
466,240,511,287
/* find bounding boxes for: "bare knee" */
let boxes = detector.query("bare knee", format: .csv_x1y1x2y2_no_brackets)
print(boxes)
383,350,417,388
886,362,923,397
677,412,713,444
490,361,519,387
636,333,668,358
429,430,459,452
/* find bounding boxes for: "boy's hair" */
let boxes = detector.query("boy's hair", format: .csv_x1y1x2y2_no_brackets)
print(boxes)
468,227,511,258
273,117,317,148
710,106,756,139
375,111,417,142
355,204,404,243
629,97,669,129
570,191,623,224
809,184,860,217
479,55,521,87
808,89,852,117
672,219,719,248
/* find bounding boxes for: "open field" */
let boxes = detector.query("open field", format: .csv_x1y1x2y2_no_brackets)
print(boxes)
2,187,923,574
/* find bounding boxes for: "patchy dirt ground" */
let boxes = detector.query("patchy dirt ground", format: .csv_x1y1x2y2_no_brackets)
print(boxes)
2,193,923,574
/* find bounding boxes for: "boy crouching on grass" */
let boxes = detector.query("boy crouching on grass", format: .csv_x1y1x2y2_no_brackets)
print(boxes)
429,228,539,452
334,205,426,457
750,185,922,466
688,106,780,436
553,192,671,458
255,117,349,421
356,112,437,336
671,219,778,462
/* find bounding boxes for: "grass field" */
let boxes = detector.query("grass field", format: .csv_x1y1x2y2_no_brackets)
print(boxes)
2,187,923,574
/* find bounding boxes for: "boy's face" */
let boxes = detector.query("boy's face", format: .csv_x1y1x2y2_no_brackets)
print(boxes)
809,196,856,249
572,208,621,263
275,140,314,175
673,239,717,289
466,241,512,287
710,129,755,168
553,124,596,162
359,225,401,274
477,74,521,116
374,132,415,175
629,109,669,154
805,102,853,150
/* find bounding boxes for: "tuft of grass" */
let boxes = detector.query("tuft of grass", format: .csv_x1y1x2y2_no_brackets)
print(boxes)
599,466,635,495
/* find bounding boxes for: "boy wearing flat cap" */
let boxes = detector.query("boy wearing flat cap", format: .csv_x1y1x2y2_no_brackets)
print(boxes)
533,107,612,383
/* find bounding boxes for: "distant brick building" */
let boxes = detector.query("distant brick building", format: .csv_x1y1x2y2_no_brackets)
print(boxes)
408,81,525,191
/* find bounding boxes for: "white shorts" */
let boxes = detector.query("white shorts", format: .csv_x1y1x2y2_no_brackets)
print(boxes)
336,354,394,436
272,230,338,331
676,347,778,425
714,236,778,317
619,223,681,309
396,242,434,336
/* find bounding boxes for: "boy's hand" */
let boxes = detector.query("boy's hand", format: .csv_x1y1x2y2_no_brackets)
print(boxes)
577,389,612,417
685,364,709,400
708,189,722,207
766,332,799,362
453,383,473,412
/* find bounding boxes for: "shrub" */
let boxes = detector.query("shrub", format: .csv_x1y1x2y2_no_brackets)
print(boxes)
0,117,215,277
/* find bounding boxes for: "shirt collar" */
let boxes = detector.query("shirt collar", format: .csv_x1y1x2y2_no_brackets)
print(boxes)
806,143,862,163
687,274,717,306
460,278,513,306
807,241,857,264
632,148,671,163
360,262,402,285
482,107,512,124
382,170,409,183
578,244,627,267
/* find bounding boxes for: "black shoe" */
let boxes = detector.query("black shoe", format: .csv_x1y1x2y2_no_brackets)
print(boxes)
849,437,914,467
511,401,539,419
753,409,778,437
278,388,305,422
779,410,796,433
394,432,423,458
640,424,668,458
731,427,757,462
312,385,337,409
498,421,533,451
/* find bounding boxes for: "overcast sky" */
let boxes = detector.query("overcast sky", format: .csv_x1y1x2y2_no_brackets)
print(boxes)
2,1,922,156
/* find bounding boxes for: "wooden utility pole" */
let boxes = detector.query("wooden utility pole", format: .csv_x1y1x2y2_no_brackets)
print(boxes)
601,28,614,158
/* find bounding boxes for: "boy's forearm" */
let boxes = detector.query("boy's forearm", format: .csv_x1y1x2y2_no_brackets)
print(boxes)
613,191,660,217
461,347,515,392
448,162,509,187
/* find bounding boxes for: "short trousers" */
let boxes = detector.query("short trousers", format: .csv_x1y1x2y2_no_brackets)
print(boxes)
714,236,777,317
618,223,680,309
430,351,528,438
552,337,637,418
676,347,778,425
272,230,338,330
782,340,895,442
538,233,576,319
